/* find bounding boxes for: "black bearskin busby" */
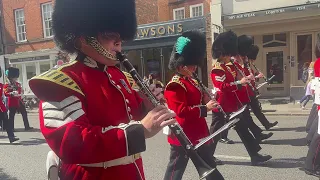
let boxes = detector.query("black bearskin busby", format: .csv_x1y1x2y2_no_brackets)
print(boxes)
6,67,19,79
52,0,137,53
168,30,206,70
247,45,259,60
238,35,253,57
211,30,238,59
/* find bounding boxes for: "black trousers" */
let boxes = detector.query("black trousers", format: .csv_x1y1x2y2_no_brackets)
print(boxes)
307,119,318,143
305,132,320,171
249,96,271,128
0,111,14,138
210,111,261,157
306,104,318,133
163,144,224,180
9,101,30,129
243,106,263,139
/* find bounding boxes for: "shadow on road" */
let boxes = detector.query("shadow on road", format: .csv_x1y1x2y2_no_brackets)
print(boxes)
13,128,40,132
0,168,18,180
270,126,306,132
262,137,307,146
222,157,305,169
0,138,47,146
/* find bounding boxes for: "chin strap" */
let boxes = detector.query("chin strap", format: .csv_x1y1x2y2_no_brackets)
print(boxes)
85,37,118,61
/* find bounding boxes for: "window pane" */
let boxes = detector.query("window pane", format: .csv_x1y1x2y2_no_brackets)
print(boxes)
263,34,273,43
40,61,51,73
266,51,284,84
297,34,313,81
275,33,286,42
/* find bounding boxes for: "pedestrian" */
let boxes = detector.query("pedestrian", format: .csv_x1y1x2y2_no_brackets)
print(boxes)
300,75,314,109
28,0,176,179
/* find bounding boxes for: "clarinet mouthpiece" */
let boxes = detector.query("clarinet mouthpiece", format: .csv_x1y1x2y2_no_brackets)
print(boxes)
116,52,125,62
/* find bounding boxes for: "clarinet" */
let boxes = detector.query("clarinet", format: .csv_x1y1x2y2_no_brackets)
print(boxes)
251,62,269,83
116,52,216,180
190,71,228,119
230,59,258,96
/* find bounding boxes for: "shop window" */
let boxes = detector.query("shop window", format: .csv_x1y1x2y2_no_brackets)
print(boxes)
262,33,286,47
41,2,53,38
173,8,185,20
297,34,312,81
190,3,203,17
14,9,26,42
40,61,51,73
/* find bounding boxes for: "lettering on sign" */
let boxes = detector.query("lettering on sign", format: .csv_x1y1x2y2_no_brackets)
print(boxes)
297,6,306,11
136,24,183,39
266,9,285,15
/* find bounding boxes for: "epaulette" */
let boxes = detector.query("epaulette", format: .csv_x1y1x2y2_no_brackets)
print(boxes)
226,62,233,66
191,78,199,86
212,62,225,71
166,75,186,91
30,61,84,96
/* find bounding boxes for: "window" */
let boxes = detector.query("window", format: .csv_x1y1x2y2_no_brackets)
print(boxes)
262,33,287,47
14,9,26,42
190,3,203,17
173,8,185,20
42,3,53,38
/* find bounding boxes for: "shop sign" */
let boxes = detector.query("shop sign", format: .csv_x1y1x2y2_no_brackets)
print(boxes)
224,2,320,20
10,55,50,63
135,16,206,40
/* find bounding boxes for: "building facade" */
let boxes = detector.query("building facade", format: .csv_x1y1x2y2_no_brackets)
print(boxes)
123,0,212,86
0,0,159,94
213,0,320,99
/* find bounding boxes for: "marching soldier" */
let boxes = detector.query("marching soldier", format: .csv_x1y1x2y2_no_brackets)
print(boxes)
4,67,33,131
210,30,272,166
163,30,224,180
0,67,19,143
302,38,320,177
230,35,273,143
247,45,279,130
28,0,176,179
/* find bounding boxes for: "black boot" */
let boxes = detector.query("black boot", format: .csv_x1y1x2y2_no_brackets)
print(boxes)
257,132,273,143
251,154,272,166
9,137,19,143
265,121,278,130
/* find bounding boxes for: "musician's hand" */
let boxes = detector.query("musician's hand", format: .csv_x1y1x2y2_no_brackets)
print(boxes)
257,72,264,78
247,74,255,81
141,105,176,139
206,100,217,111
240,77,249,85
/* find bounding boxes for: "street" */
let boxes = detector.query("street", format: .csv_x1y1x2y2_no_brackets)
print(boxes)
0,113,317,180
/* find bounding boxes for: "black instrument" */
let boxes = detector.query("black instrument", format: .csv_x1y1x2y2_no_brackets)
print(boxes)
116,52,216,180
230,59,259,96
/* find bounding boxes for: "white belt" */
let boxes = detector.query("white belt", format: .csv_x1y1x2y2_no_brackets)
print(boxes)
78,153,141,169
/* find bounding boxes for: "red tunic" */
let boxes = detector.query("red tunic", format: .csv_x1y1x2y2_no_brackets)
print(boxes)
0,83,7,112
314,58,320,110
211,62,241,113
29,58,147,180
4,81,22,108
226,61,251,104
164,75,209,146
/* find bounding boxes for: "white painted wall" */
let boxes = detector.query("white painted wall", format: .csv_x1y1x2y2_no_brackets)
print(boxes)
221,0,320,14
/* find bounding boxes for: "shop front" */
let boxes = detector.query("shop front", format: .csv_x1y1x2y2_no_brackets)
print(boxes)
122,16,209,86
223,2,320,99
4,49,58,94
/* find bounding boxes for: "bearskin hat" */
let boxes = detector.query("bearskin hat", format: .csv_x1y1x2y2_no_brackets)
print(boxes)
6,67,19,79
238,35,253,57
168,30,206,70
247,45,259,60
52,0,137,53
211,30,238,59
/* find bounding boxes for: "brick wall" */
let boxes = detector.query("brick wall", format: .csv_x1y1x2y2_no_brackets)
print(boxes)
2,0,55,54
1,0,159,54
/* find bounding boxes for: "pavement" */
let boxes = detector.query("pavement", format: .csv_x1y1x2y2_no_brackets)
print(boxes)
0,112,317,180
